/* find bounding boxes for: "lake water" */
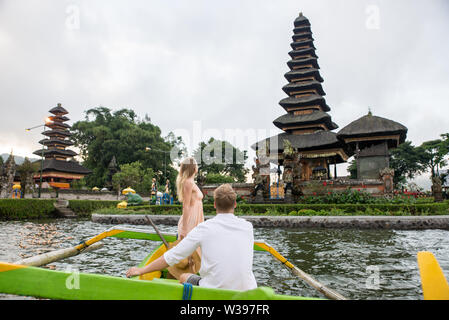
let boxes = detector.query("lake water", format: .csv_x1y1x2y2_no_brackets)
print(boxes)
1,219,449,300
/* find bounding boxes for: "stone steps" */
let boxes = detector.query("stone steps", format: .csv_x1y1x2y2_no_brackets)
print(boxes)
53,200,77,218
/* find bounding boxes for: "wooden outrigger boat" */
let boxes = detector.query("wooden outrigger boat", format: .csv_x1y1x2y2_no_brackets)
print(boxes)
1,225,448,300
0,226,343,300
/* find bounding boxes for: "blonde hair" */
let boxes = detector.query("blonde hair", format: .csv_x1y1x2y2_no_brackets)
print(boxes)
214,184,237,212
176,157,198,202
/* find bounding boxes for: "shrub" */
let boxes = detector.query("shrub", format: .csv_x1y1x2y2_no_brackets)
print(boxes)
90,202,449,217
0,199,57,220
68,200,120,217
204,173,235,184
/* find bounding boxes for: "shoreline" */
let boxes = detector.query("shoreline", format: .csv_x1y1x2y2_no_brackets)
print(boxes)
92,214,449,230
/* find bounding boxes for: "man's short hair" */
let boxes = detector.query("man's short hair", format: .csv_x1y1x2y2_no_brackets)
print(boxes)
214,184,237,212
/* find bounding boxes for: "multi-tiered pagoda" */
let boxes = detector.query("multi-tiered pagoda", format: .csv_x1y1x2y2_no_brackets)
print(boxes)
253,13,351,181
33,103,91,189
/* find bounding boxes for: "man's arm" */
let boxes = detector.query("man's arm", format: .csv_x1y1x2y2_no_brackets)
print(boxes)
164,225,202,266
126,225,203,278
126,255,168,278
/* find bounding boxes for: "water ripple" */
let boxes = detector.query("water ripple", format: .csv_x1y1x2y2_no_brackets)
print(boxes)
1,219,448,300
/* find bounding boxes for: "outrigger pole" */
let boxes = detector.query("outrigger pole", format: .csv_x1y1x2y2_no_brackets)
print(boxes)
255,242,347,300
13,227,346,300
14,242,104,267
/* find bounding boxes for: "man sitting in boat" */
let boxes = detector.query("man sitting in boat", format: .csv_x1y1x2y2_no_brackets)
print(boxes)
126,184,257,291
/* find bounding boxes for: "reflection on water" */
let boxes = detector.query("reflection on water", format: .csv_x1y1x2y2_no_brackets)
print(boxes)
1,219,449,300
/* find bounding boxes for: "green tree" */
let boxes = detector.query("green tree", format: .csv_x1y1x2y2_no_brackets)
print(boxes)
389,141,424,187
72,107,183,188
193,138,249,183
204,173,235,184
71,177,87,190
16,157,38,195
347,158,357,179
112,161,154,195
417,139,448,178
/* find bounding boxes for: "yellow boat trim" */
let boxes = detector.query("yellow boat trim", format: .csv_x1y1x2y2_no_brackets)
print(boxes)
0,262,26,273
139,244,169,281
417,251,449,300
255,242,294,269
75,229,124,251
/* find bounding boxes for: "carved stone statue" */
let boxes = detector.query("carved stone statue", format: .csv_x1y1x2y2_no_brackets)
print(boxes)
251,160,264,201
0,153,16,198
379,167,394,194
431,176,443,202
151,178,157,196
105,156,118,190
256,144,271,200
165,179,171,194
282,167,293,202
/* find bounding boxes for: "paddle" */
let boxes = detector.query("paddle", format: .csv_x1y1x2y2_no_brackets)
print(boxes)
417,251,449,300
255,241,347,300
145,215,169,249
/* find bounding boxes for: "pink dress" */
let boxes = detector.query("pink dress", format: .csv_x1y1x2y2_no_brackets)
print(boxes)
177,183,204,238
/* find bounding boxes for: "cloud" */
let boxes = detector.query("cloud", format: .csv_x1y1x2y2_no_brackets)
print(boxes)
0,0,448,187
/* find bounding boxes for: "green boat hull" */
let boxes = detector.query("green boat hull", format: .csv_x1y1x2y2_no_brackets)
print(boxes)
0,227,321,300
0,262,313,300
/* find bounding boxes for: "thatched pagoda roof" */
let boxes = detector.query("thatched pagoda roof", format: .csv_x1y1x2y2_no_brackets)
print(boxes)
337,113,407,143
39,158,92,174
284,68,323,82
282,80,325,96
273,111,338,130
292,33,313,42
287,57,319,70
49,103,69,115
39,138,74,147
288,47,318,59
42,129,72,137
252,131,340,151
46,121,71,129
293,25,312,34
290,40,315,51
33,148,77,158
49,115,70,122
294,13,310,27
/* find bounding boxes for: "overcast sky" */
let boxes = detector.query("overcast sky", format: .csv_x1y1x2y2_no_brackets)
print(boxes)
1,0,448,189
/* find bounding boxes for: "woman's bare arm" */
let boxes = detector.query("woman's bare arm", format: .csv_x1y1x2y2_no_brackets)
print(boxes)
179,180,194,239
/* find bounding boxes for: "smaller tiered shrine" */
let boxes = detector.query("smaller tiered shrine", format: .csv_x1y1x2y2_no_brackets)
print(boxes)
33,103,91,189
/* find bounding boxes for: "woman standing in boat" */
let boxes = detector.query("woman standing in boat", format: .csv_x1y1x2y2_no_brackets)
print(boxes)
168,157,204,276
176,157,204,240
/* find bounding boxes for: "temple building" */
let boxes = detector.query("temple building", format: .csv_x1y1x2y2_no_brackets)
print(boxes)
251,12,408,201
253,13,352,181
33,103,91,189
337,111,407,179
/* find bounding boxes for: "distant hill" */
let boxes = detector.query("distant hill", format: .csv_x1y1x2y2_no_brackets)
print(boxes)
1,154,40,165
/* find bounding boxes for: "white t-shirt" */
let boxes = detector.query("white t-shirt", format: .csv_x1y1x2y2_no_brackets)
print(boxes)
163,213,258,291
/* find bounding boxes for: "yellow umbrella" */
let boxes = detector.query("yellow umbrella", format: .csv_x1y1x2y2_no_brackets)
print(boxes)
92,187,100,191
117,201,128,209
12,184,21,190
122,187,136,195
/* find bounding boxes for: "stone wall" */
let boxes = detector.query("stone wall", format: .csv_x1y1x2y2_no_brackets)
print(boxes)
23,189,151,202
201,180,387,201
92,214,449,230
201,183,254,198
299,179,385,196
